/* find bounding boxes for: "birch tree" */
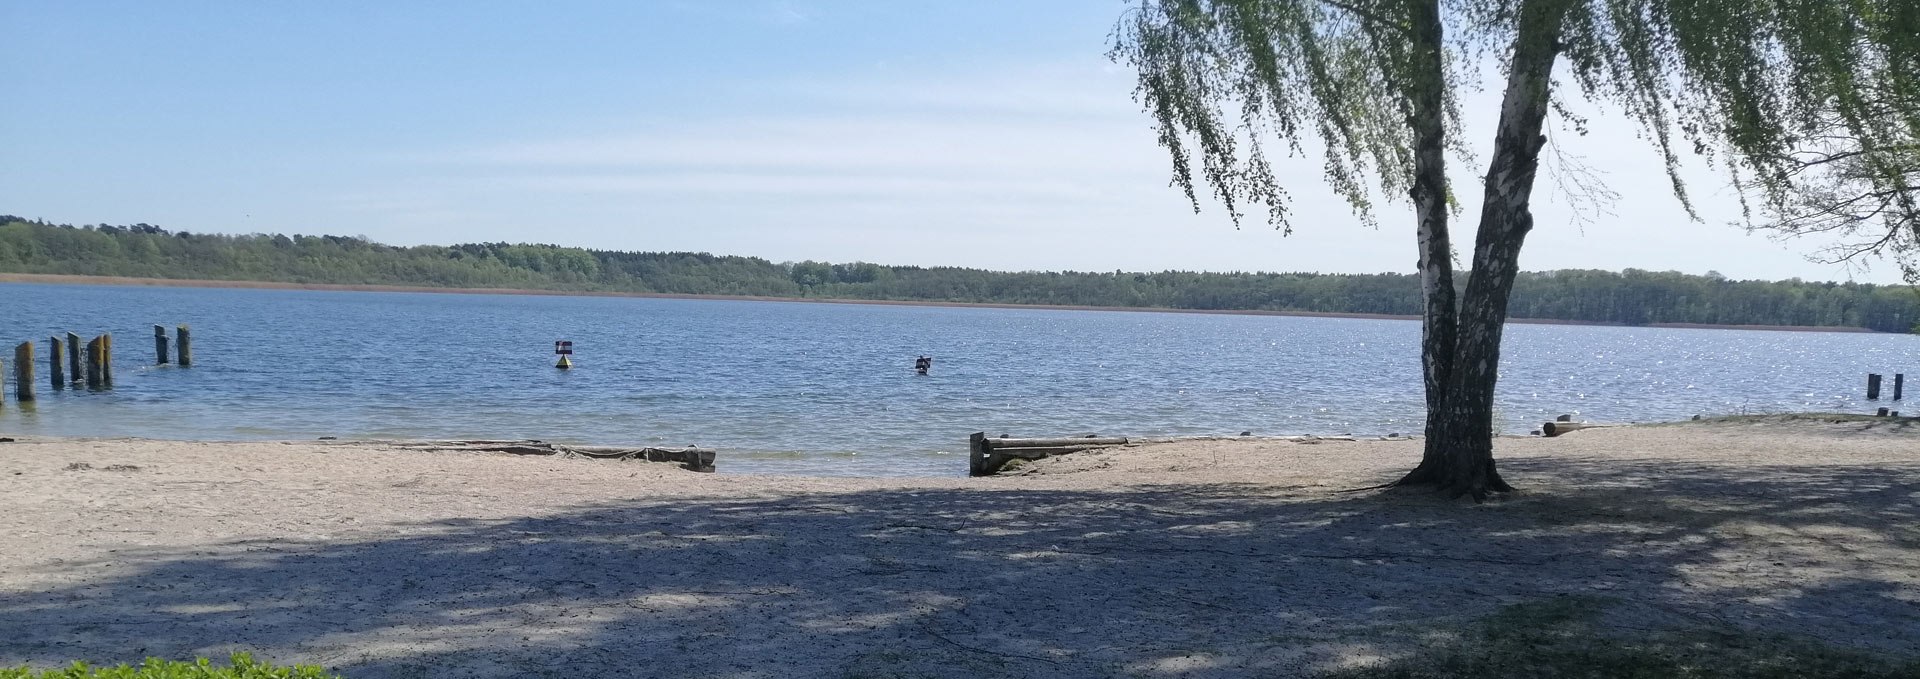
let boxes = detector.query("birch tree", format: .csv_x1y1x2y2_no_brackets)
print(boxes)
1111,0,1916,499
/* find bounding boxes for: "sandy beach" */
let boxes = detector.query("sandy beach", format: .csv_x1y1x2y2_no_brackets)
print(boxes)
1,417,1915,677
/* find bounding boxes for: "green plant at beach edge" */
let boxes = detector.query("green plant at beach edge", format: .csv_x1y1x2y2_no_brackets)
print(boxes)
0,653,339,679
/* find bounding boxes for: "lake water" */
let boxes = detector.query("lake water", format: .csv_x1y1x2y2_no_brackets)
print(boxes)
2,282,1916,476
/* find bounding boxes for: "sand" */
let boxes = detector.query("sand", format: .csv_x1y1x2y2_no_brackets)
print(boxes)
1,417,1915,677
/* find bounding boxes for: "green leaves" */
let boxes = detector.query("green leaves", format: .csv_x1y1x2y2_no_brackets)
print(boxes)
1111,0,1422,231
0,653,340,678
1111,0,1916,270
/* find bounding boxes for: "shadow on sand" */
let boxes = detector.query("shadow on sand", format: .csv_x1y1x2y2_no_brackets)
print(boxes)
1,456,1915,678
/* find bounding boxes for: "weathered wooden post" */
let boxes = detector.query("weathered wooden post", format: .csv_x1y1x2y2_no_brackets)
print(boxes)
49,336,65,389
968,432,989,476
176,325,192,367
12,342,33,402
1896,374,1905,401
85,337,103,389
1867,373,1882,400
102,333,113,388
66,332,82,383
1877,407,1890,417
153,325,170,365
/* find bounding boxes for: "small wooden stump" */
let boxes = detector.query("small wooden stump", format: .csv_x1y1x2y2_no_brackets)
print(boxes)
969,433,1128,476
65,332,82,383
48,336,64,389
154,325,170,365
12,342,33,402
85,337,104,390
176,325,192,367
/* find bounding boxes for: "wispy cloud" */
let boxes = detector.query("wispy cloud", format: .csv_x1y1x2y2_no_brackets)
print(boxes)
342,57,1830,280
394,60,1180,213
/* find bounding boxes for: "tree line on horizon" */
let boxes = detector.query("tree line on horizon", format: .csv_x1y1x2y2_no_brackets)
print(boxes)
2,217,1916,332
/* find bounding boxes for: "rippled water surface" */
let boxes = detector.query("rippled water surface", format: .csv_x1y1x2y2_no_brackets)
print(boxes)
2,283,1915,476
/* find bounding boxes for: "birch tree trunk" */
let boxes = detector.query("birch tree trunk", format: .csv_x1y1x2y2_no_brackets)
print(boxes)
1400,0,1461,485
1407,0,1571,500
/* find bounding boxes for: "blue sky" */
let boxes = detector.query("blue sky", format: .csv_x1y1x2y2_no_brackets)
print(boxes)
1,1,1901,282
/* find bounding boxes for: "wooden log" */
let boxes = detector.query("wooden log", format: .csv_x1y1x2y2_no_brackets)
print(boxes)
986,436,1128,448
176,325,192,367
1542,421,1616,437
387,440,716,472
66,332,81,383
681,449,717,473
154,325,170,365
970,433,1128,475
85,337,103,389
1867,373,1882,400
13,342,33,402
48,337,64,389
986,444,1109,460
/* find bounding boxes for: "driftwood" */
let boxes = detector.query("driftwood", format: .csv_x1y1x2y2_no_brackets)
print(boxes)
1542,421,1617,437
384,440,716,472
969,433,1128,476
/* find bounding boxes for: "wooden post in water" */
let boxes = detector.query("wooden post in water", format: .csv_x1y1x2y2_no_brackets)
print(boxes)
1896,374,1905,401
153,325,170,365
48,337,64,389
1867,373,1882,400
66,332,82,384
101,334,113,388
85,337,103,390
12,342,33,402
176,325,192,367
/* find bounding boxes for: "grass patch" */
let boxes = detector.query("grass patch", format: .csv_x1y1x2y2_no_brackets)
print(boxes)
1328,597,1918,678
1,653,339,678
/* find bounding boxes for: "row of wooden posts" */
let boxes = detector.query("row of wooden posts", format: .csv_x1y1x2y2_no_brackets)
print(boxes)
2,325,191,403
1866,373,1904,401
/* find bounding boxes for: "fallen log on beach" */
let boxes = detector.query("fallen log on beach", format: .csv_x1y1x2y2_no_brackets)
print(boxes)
969,432,1128,476
382,440,716,472
1542,421,1618,437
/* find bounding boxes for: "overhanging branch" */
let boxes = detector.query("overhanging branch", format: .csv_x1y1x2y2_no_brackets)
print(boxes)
1317,0,1410,37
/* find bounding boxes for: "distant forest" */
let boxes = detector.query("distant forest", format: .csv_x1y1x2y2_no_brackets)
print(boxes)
3,217,1917,332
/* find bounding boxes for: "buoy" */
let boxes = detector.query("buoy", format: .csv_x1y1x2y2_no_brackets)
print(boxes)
554,340,574,369
556,355,572,370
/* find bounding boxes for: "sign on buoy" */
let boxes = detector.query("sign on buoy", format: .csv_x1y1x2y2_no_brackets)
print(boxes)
554,340,573,369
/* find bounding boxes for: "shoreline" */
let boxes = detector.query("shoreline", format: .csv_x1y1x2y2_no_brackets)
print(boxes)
1,418,1914,676
0,272,1883,333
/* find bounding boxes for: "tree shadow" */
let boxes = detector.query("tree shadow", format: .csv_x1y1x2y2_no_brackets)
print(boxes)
1,456,1915,678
